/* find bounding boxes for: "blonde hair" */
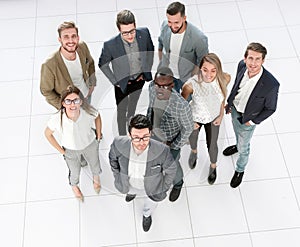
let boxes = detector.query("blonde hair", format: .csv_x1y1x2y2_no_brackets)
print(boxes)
198,53,228,101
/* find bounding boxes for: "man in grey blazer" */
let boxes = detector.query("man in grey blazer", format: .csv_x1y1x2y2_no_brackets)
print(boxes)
223,42,280,188
109,114,177,232
99,10,154,135
158,1,208,92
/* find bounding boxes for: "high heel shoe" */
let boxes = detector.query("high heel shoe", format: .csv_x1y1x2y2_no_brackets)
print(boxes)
72,186,84,202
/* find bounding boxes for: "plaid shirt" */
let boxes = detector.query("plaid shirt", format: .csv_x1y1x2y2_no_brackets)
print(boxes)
147,81,193,150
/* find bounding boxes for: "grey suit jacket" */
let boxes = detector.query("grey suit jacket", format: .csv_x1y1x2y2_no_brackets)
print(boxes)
109,136,177,202
98,27,154,93
158,21,208,82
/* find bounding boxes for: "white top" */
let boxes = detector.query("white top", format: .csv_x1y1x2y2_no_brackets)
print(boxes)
169,31,185,78
47,108,97,150
233,68,263,113
128,145,148,190
61,52,89,97
188,75,224,124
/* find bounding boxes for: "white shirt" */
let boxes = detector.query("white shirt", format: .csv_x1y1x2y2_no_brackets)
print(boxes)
188,75,224,124
61,52,89,97
47,108,97,150
169,31,185,78
128,145,148,190
233,68,263,113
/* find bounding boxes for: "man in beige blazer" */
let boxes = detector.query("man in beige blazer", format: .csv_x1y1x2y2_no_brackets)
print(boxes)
40,21,96,109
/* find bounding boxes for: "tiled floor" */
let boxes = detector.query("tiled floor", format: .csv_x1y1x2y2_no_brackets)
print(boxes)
0,0,300,246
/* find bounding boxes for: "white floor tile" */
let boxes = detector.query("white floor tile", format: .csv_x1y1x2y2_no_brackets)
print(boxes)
195,233,252,247
251,228,300,247
0,18,35,49
0,117,30,159
77,0,116,13
0,48,34,82
241,179,300,231
24,199,80,247
80,195,136,247
289,25,300,57
246,27,296,59
0,0,36,19
135,189,193,242
116,0,156,10
37,0,76,17
139,238,194,247
0,80,32,118
187,185,248,237
133,9,161,38
198,2,243,32
0,203,25,247
292,177,300,210
238,0,285,29
278,133,300,177
0,157,27,204
26,154,73,201
277,0,300,25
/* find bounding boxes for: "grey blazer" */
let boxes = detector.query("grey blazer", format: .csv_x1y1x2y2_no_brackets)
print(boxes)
158,21,208,82
109,136,177,202
98,27,154,93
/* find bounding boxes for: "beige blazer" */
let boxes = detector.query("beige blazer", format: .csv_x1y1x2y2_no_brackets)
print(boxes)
40,42,96,109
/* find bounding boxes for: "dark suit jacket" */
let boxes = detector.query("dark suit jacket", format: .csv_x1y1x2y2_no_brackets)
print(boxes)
226,60,280,124
109,137,177,202
98,27,154,93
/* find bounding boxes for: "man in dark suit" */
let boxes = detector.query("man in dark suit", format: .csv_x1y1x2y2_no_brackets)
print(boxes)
109,114,177,232
99,10,154,135
223,42,280,188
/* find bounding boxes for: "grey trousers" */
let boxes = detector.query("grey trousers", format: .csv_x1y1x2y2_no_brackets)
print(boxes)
64,139,102,186
189,121,220,164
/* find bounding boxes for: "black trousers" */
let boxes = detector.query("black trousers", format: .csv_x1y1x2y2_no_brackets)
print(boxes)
114,80,145,135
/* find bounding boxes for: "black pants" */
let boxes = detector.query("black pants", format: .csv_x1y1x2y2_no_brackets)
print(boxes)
114,80,145,135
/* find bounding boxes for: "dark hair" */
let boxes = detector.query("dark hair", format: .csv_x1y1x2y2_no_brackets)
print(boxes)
116,10,136,30
128,114,152,134
167,2,185,17
154,66,174,80
244,42,267,59
57,21,78,38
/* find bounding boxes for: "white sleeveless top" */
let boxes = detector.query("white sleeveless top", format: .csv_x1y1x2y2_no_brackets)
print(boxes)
188,75,224,124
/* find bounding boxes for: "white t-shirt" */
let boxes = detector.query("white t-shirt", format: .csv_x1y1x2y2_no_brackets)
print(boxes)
169,31,185,78
61,52,89,97
47,108,98,150
188,75,224,124
128,145,148,190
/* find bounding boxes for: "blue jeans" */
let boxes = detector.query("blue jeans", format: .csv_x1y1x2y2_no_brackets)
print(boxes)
231,107,256,172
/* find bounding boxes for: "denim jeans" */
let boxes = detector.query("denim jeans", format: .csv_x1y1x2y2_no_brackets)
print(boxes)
231,106,256,172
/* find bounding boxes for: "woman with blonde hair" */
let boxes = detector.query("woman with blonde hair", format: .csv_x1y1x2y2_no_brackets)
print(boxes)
45,86,102,201
182,53,230,184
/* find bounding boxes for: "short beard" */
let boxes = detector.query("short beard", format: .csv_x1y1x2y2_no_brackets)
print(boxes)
171,22,184,34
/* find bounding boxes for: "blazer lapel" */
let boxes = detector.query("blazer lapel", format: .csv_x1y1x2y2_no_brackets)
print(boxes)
55,50,73,85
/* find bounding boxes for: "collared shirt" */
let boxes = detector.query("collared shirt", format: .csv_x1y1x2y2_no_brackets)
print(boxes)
233,68,263,113
61,52,89,97
147,81,193,150
128,144,149,190
122,38,142,80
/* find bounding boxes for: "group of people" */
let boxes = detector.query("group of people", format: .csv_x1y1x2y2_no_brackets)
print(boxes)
41,2,280,232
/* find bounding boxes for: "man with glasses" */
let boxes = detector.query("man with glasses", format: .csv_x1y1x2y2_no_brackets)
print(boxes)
109,114,177,232
99,10,154,135
147,67,193,202
41,21,97,109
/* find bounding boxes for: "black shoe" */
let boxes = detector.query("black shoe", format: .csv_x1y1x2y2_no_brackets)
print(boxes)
169,186,182,202
223,145,238,156
230,171,244,188
125,194,136,202
142,215,152,232
188,151,197,169
208,166,217,185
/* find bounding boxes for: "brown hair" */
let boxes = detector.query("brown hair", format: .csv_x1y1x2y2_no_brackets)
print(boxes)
167,2,185,17
244,42,267,59
198,53,229,101
116,10,136,30
57,21,78,38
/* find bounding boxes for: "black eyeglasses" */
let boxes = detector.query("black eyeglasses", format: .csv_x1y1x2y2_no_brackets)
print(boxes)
131,135,151,143
121,28,136,36
154,82,173,90
64,98,81,105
